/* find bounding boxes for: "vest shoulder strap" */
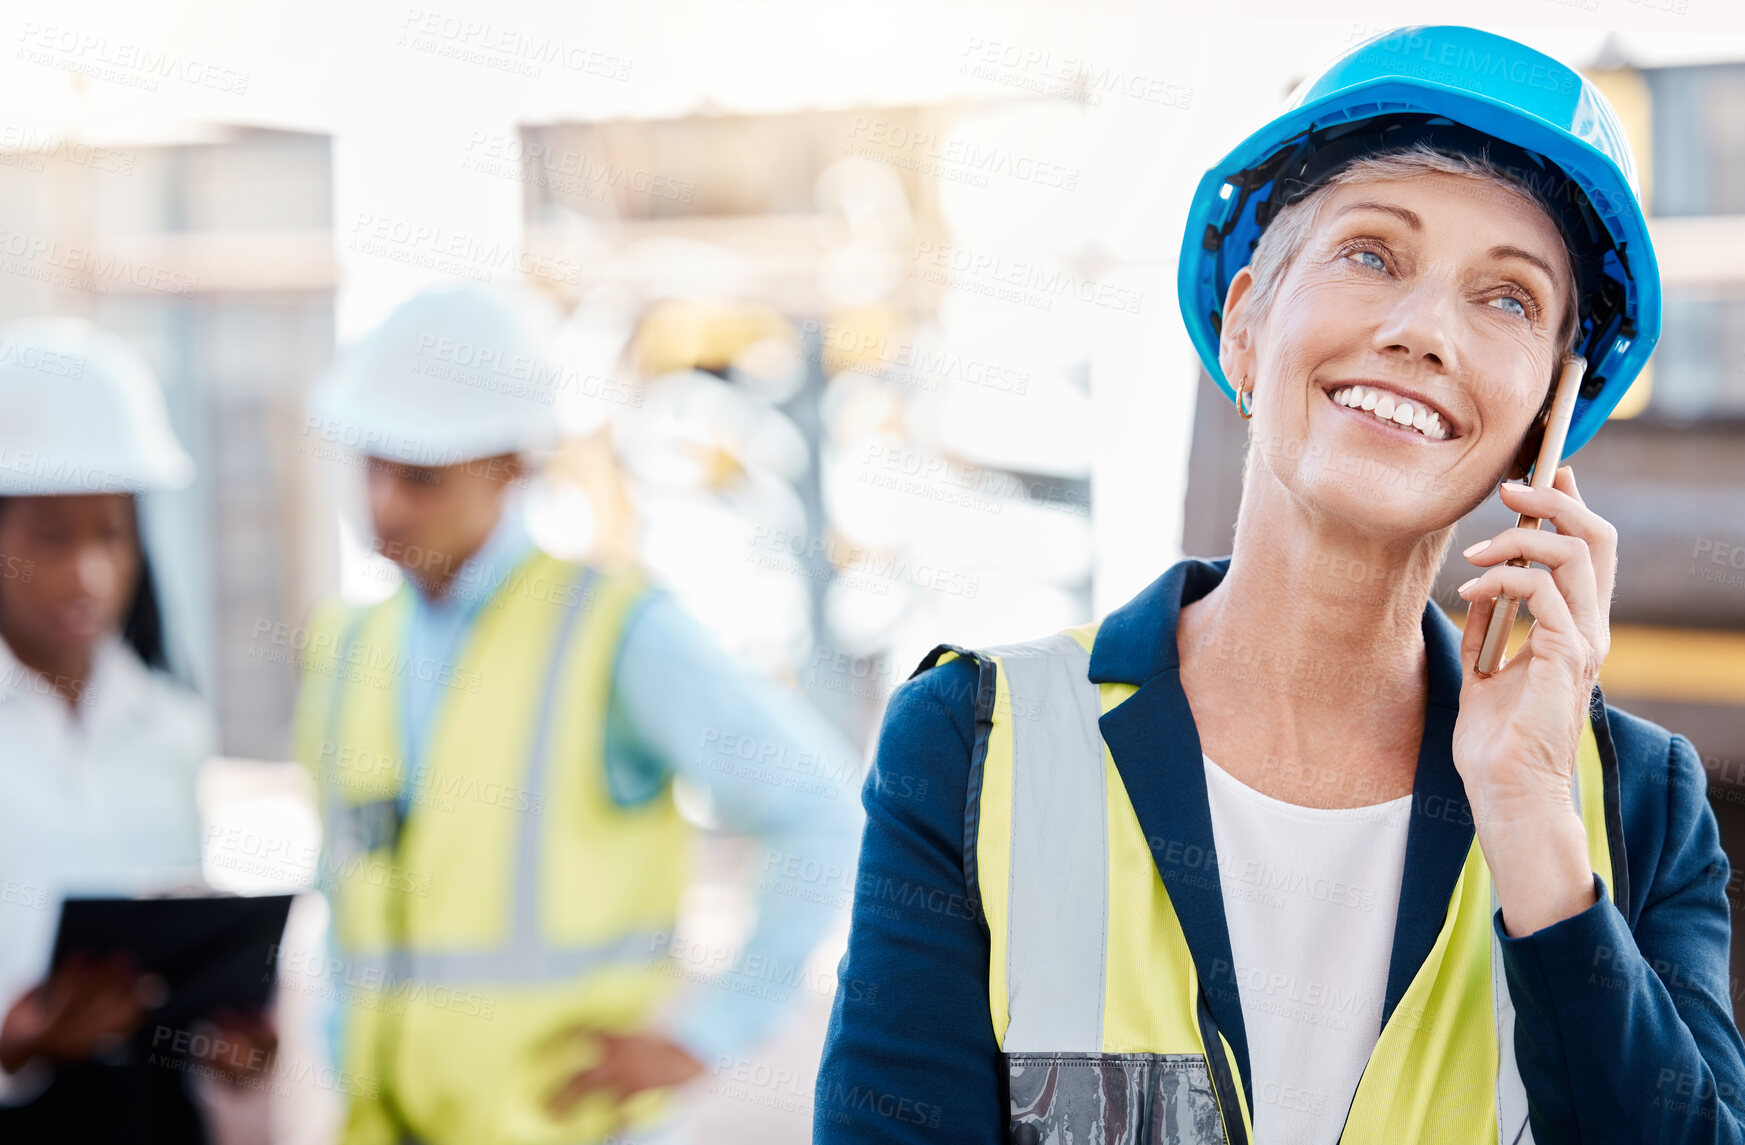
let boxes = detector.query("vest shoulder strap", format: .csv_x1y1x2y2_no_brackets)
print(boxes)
291,593,386,775
912,642,1000,924
911,631,1105,981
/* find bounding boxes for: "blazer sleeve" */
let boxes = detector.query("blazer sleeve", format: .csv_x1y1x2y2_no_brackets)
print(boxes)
1496,731,1745,1144
813,655,1006,1144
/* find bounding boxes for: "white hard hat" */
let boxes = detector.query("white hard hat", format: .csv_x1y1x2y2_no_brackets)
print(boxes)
311,282,565,468
0,319,195,495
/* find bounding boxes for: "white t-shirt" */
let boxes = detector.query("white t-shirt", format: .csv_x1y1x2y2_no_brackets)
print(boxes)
1203,754,1413,1145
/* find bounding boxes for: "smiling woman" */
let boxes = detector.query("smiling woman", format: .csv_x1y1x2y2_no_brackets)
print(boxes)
816,23,1745,1145
1219,155,1581,537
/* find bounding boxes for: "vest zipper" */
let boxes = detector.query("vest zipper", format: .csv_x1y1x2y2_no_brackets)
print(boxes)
377,800,416,1136
1588,686,1630,910
1196,991,1250,1145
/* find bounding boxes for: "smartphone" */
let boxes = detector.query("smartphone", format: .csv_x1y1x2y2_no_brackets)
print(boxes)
1472,353,1586,676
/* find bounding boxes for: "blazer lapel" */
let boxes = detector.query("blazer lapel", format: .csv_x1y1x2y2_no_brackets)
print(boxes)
1381,602,1476,1023
1090,558,1253,1093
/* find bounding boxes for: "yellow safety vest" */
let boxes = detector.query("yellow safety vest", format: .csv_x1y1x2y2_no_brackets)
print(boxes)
948,625,1621,1145
293,552,689,1145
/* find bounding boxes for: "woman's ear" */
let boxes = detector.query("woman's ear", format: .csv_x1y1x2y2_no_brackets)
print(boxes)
1219,268,1259,388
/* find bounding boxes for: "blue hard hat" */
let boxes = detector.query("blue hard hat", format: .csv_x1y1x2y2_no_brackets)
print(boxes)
1177,25,1660,456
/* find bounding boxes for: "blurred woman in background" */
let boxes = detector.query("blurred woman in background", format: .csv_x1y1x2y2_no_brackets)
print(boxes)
0,320,257,1143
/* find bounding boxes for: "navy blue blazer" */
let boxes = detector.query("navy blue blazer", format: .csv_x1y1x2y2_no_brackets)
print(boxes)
815,557,1745,1143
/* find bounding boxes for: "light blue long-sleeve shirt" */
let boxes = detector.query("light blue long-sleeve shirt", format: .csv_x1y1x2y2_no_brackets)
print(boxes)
384,509,864,1066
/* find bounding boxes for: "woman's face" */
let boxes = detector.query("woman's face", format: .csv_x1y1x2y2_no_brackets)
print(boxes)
0,494,141,659
1220,171,1574,536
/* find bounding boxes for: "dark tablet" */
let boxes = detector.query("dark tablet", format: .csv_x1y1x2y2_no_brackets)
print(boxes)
50,894,295,1045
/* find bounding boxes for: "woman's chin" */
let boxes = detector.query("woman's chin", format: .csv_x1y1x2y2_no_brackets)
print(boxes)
1298,471,1453,538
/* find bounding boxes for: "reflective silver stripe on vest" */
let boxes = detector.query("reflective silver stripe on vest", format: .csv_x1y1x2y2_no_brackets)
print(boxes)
509,574,594,956
991,632,1111,1053
325,569,643,987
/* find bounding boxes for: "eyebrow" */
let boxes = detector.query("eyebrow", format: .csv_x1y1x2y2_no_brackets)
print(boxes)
1488,244,1559,285
1334,201,1422,229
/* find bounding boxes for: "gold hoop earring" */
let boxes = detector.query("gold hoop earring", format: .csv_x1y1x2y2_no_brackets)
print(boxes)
1236,378,1254,420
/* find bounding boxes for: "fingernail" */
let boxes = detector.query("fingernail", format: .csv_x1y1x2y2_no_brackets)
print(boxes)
1462,540,1490,558
1501,481,1530,494
1457,577,1479,594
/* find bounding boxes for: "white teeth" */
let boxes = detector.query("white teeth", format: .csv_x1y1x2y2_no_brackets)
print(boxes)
1327,386,1451,440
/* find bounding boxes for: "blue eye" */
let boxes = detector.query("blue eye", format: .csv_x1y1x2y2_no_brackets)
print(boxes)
1348,250,1385,271
1490,296,1527,318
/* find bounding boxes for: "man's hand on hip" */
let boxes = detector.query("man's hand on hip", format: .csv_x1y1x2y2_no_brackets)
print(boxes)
547,1030,704,1116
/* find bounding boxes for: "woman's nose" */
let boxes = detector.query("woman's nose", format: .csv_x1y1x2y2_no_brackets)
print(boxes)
1369,279,1460,375
72,543,122,601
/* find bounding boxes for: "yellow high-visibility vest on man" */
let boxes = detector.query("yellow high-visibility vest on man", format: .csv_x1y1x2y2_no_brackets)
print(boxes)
294,283,861,1145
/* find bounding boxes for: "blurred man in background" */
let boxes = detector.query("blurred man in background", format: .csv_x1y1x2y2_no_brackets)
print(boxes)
294,282,861,1145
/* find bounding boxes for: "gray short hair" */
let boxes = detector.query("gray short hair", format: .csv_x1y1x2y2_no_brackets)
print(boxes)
1241,144,1581,353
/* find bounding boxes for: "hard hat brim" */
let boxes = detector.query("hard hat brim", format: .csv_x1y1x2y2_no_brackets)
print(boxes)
0,450,194,496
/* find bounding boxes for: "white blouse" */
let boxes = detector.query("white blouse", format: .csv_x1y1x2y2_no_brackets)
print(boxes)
1203,753,1414,1145
0,635,211,1103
